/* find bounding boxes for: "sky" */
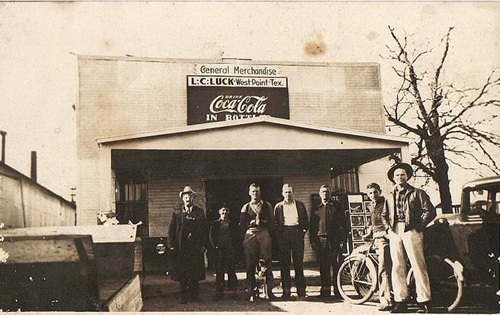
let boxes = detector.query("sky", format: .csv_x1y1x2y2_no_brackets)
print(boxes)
0,1,498,203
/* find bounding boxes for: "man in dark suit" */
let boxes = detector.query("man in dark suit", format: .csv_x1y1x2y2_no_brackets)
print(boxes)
168,186,207,304
309,184,348,299
274,183,309,300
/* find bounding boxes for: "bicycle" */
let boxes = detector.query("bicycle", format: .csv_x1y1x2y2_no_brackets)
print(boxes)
337,238,464,312
336,239,378,304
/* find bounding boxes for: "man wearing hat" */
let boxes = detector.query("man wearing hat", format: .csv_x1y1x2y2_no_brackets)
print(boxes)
381,163,436,313
168,185,208,304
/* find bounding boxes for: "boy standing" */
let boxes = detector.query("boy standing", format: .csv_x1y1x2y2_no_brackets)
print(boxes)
365,182,392,311
209,206,238,300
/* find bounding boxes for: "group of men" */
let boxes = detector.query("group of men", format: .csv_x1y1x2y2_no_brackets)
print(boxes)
167,162,436,314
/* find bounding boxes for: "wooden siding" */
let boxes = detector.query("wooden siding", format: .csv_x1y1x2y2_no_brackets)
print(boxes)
0,165,76,228
148,168,206,237
358,157,395,194
0,174,23,227
282,175,331,262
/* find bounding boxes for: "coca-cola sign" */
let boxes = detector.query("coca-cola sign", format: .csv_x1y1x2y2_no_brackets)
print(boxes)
209,95,267,114
187,76,289,125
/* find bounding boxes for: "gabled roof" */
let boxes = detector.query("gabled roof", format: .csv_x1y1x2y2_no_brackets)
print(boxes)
96,116,411,150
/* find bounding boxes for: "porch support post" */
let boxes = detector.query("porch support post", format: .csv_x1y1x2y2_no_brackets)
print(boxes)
98,145,114,213
400,143,411,163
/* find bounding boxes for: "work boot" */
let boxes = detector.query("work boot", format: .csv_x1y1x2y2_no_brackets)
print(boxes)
390,302,408,313
332,287,342,300
319,287,331,299
281,289,292,301
297,288,306,298
378,303,392,311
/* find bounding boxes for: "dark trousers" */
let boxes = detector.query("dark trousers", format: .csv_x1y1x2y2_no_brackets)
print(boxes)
179,251,201,302
214,247,238,294
279,226,306,296
243,229,275,295
317,236,342,296
180,274,200,302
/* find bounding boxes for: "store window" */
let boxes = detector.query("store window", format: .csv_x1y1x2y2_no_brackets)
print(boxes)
115,169,149,237
332,167,359,194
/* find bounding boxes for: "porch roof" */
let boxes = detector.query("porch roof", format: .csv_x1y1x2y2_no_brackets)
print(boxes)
96,116,411,151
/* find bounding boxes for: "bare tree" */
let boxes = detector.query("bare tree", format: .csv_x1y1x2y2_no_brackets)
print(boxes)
383,26,500,213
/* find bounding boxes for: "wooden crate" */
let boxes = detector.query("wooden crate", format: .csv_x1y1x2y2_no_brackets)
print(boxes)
0,234,99,311
1,225,141,312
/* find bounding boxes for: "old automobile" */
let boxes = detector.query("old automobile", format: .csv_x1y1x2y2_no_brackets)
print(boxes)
420,176,499,312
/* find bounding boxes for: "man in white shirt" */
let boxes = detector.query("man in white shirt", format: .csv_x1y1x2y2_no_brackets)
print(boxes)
274,184,309,300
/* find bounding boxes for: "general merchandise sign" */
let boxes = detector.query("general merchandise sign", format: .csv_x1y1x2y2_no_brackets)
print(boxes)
187,64,289,125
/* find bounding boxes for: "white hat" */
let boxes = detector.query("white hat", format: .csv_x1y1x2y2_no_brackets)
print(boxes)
179,186,196,198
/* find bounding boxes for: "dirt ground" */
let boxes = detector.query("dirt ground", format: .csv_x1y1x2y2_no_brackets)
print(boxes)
140,268,498,314
140,268,357,313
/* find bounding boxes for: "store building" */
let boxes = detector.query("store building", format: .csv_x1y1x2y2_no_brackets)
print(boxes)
76,56,410,264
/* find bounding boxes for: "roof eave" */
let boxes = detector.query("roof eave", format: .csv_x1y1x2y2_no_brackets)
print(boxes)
96,116,412,145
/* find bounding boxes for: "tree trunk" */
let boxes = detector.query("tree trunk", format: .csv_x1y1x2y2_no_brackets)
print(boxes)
425,135,454,214
436,174,453,214
430,150,453,213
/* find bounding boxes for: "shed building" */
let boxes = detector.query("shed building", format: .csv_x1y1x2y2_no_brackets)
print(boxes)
0,162,76,228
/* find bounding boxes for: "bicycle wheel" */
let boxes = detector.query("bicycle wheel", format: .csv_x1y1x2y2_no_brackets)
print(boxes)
407,256,463,312
337,255,377,304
